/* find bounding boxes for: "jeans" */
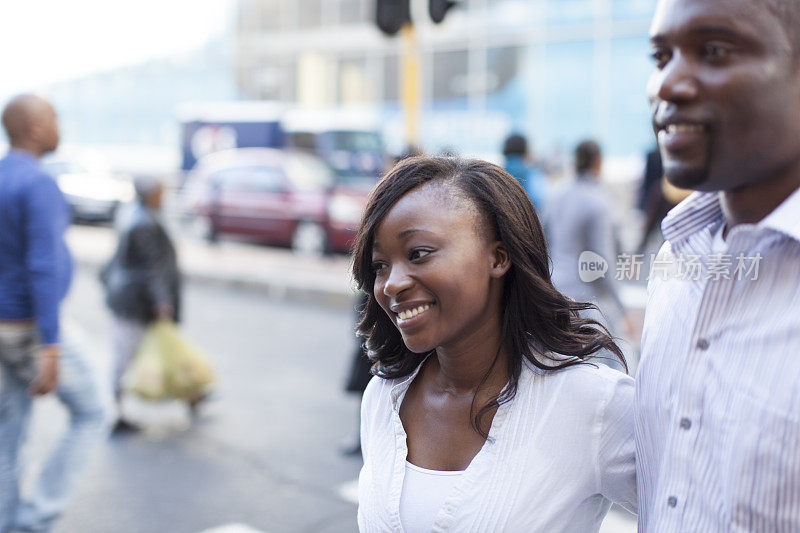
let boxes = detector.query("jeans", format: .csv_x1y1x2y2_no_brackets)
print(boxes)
0,324,110,533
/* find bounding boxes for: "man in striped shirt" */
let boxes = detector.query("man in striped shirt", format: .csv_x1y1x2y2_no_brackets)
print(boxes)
636,0,800,531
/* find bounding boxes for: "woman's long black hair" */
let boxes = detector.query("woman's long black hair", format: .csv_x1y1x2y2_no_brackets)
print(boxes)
352,156,625,438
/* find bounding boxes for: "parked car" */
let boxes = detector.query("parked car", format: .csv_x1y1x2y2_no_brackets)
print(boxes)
181,148,374,254
42,152,135,222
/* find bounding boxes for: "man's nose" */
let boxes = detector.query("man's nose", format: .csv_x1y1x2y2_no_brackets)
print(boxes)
647,51,699,104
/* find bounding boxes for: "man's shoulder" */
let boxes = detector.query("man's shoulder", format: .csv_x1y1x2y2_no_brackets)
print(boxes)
126,208,164,236
0,155,59,198
19,168,61,200
0,154,57,184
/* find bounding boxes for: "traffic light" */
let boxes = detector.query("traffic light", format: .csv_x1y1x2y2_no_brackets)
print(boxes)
375,0,411,36
429,0,457,23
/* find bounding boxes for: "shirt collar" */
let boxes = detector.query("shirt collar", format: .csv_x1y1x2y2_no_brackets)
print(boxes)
5,148,40,165
389,354,431,411
661,191,723,245
759,185,800,243
662,185,800,246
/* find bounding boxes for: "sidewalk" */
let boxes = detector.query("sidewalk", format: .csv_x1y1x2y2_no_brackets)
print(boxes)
66,225,358,309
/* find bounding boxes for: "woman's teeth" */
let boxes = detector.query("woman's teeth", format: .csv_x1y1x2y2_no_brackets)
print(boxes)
666,123,704,134
398,304,431,320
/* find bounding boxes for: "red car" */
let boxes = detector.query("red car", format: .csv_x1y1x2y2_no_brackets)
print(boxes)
182,148,374,254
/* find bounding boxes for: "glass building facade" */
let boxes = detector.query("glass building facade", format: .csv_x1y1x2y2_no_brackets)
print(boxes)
235,0,659,159
45,39,240,148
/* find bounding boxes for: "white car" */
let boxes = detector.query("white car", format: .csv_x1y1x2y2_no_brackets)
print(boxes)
42,153,135,222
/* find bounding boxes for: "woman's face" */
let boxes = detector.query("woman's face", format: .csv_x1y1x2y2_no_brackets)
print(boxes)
370,183,508,354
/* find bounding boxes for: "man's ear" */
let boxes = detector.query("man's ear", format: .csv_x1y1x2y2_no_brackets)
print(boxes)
489,241,511,278
28,119,44,145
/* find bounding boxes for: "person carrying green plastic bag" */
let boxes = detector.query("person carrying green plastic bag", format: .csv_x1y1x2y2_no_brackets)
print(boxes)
101,177,213,431
124,319,215,407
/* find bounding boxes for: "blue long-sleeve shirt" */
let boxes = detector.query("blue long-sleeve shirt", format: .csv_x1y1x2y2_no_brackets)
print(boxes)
0,149,73,344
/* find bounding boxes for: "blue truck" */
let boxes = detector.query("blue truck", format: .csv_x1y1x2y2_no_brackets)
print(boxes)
177,102,384,179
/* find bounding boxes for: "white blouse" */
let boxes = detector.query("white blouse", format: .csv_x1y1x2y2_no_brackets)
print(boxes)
399,462,463,533
358,358,637,532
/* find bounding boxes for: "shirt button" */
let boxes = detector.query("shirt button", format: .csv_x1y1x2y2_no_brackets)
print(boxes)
680,418,692,430
697,338,710,350
667,496,678,508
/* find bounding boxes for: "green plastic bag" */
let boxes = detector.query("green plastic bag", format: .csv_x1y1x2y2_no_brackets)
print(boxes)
124,320,215,401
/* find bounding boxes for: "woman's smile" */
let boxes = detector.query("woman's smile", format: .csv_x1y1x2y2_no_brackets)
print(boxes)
394,303,435,329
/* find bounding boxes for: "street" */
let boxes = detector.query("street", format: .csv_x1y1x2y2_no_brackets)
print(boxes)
37,267,362,533
25,260,635,532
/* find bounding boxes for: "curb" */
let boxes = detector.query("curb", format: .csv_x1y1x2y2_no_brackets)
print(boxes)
74,256,355,311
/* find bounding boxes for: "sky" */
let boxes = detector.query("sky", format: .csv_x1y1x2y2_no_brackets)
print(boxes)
0,0,235,100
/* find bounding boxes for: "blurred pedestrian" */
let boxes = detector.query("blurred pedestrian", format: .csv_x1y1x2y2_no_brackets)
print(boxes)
637,147,663,213
353,156,635,532
636,0,800,530
0,94,109,533
501,133,546,211
341,292,372,456
100,176,184,430
636,147,691,254
543,140,635,368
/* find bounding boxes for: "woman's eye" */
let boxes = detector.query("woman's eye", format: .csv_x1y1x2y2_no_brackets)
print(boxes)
409,249,432,261
371,261,386,274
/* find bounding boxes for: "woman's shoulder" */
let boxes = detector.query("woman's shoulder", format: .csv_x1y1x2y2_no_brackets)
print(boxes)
362,374,389,403
361,373,407,417
520,359,633,410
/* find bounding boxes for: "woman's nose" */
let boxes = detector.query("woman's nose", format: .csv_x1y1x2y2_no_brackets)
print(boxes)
382,265,413,298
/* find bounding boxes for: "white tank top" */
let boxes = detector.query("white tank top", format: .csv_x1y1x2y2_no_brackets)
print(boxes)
399,461,464,533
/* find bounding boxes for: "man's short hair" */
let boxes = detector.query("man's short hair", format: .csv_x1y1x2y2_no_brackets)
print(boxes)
134,176,163,202
575,140,601,174
1,94,38,143
502,134,528,157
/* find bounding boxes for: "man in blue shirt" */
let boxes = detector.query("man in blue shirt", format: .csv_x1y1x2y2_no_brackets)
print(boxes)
501,133,547,212
0,94,108,533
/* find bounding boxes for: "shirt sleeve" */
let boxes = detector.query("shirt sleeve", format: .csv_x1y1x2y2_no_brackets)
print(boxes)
24,174,67,344
598,370,637,514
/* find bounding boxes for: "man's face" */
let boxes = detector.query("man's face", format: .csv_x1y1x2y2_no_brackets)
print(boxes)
648,0,800,192
40,104,60,154
28,101,60,155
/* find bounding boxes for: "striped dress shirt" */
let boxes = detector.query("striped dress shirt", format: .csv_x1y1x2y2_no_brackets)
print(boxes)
635,187,800,532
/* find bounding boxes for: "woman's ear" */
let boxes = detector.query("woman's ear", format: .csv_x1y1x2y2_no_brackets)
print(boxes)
489,241,511,278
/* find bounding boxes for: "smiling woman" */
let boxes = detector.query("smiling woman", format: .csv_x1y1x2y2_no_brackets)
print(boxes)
352,156,636,532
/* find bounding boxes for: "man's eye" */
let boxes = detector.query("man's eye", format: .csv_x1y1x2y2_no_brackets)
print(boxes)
703,42,730,60
409,249,432,261
650,48,670,68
